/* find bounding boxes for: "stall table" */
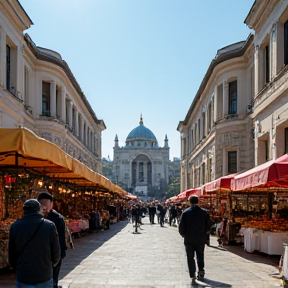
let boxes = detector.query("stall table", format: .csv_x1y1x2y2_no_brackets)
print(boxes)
241,227,288,255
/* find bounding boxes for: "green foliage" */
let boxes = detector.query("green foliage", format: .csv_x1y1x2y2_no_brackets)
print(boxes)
166,176,180,199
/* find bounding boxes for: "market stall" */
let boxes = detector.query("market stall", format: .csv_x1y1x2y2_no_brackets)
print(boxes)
230,154,288,255
202,174,242,243
0,127,131,268
176,187,201,202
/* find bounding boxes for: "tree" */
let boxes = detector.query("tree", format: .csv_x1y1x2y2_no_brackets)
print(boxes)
165,177,180,199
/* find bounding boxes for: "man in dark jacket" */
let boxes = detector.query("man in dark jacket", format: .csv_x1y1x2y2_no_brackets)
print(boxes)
148,202,157,224
179,195,210,283
9,199,60,287
37,191,67,288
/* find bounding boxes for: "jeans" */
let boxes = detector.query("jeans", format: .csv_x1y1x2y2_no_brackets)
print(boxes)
185,244,205,278
16,279,53,288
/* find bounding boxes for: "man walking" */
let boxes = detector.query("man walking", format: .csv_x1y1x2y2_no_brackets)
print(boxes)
148,202,156,224
9,199,60,288
37,191,67,288
178,195,210,283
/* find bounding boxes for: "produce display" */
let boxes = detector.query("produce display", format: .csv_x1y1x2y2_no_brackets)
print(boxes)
241,219,288,232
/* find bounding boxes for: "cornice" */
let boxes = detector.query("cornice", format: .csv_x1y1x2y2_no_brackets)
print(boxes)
24,33,106,130
177,34,254,131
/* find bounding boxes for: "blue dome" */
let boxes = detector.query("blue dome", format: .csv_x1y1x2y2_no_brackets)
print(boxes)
126,123,157,141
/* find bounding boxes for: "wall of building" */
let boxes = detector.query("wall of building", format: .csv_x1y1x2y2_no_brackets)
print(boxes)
0,0,105,173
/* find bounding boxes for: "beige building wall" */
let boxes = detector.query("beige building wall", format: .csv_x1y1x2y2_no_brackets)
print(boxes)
178,36,255,192
246,0,288,167
179,0,288,193
0,0,105,173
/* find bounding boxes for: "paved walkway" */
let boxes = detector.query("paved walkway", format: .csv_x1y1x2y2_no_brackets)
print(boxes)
0,217,283,287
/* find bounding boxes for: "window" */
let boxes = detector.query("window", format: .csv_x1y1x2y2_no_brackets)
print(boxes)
202,112,206,138
285,128,288,154
72,107,76,132
6,45,11,91
228,151,237,174
201,163,205,185
284,20,288,66
139,162,144,182
265,140,269,161
265,45,270,83
42,82,50,116
228,80,237,115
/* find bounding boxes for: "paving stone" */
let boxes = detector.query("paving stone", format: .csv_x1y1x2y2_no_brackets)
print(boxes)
0,217,284,287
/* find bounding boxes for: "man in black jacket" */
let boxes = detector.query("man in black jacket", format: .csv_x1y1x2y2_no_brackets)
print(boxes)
9,199,60,287
179,195,210,283
37,191,67,288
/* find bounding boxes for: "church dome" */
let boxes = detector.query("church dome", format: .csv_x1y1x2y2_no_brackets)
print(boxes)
126,116,157,142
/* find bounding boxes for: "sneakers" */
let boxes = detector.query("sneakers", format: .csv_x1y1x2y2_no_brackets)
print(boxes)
197,270,205,280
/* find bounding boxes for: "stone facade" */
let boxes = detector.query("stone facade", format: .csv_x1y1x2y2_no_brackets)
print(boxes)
0,0,105,173
178,0,288,193
113,117,169,200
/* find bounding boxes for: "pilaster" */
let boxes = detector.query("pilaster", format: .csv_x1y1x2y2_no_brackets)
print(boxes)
50,81,56,118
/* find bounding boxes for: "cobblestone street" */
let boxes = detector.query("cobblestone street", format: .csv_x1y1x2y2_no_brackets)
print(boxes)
0,217,283,288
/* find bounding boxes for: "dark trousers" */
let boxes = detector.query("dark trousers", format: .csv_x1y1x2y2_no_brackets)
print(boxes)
159,215,165,227
53,258,62,287
185,244,205,278
149,213,155,224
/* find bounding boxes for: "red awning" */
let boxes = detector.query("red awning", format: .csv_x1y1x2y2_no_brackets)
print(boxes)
202,174,237,193
176,187,202,201
231,154,288,191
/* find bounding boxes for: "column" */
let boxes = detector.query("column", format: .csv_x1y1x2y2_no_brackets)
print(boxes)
79,116,84,141
270,21,278,79
254,120,259,166
75,110,79,136
254,45,259,95
68,100,73,129
213,87,218,123
223,80,228,116
16,45,24,99
61,87,66,123
50,81,56,118
0,27,6,87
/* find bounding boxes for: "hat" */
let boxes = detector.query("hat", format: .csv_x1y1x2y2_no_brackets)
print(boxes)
37,191,53,201
23,199,41,212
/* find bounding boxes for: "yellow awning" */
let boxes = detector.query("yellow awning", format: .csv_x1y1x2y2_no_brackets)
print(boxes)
0,127,128,197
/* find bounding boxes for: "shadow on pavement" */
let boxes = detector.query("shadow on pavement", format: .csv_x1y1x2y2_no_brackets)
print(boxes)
222,242,280,268
198,278,231,287
60,220,129,279
208,236,280,268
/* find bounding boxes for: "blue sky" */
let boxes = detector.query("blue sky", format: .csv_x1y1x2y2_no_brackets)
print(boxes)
19,0,255,160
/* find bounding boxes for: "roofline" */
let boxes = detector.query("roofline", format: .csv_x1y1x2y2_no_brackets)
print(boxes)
24,33,106,130
16,0,34,25
177,34,254,131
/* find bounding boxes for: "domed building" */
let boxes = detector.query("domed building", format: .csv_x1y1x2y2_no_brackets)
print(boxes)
113,116,169,200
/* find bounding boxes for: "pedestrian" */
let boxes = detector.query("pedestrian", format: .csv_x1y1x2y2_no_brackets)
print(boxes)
178,195,210,283
9,199,60,288
169,205,177,226
148,202,156,224
157,203,166,227
37,191,67,288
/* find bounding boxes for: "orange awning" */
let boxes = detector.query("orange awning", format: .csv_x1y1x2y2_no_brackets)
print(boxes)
0,127,128,198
